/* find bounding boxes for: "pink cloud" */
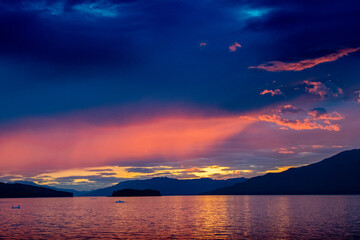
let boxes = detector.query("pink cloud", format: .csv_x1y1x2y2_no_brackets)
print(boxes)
308,109,344,121
249,47,360,72
303,80,343,99
260,89,282,96
257,114,341,131
273,148,295,154
241,105,344,132
277,105,303,114
200,42,207,47
311,145,325,149
355,91,360,103
229,42,241,52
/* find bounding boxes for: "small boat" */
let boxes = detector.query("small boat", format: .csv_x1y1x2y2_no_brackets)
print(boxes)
115,200,125,203
11,205,20,209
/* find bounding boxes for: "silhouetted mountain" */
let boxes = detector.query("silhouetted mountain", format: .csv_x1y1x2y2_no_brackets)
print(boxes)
9,181,85,196
0,182,73,198
112,189,161,197
205,149,360,195
83,177,248,196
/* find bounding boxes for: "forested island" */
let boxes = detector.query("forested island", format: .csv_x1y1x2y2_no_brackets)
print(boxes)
111,189,161,197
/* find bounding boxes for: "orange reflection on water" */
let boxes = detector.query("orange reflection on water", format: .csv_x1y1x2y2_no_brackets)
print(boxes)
1,196,359,239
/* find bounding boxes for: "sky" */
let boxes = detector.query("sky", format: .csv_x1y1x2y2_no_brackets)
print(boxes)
0,0,360,191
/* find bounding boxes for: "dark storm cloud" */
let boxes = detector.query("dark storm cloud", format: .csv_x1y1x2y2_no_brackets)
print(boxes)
239,0,360,61
0,10,139,67
2,0,359,68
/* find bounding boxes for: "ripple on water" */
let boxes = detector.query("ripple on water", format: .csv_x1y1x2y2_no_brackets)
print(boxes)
0,195,360,239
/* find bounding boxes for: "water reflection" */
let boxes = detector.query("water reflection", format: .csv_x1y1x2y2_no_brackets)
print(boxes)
0,196,360,239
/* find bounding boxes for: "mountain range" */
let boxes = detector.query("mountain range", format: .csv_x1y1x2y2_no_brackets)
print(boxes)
205,149,360,195
82,177,248,196
2,149,360,197
9,181,85,195
0,182,73,198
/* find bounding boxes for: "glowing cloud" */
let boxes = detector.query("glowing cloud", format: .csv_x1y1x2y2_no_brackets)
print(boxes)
200,42,207,47
249,47,360,72
72,1,120,17
308,108,344,121
304,80,343,99
244,8,271,18
0,114,255,173
277,105,303,114
264,165,302,174
229,42,242,52
273,148,294,154
257,114,341,131
242,105,344,132
355,91,360,103
260,89,283,96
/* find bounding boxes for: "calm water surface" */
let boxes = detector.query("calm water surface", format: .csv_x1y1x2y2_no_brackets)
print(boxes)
1,195,360,239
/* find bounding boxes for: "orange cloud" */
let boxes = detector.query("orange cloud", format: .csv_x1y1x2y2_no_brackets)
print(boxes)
260,89,282,96
249,47,360,72
355,91,360,103
264,165,302,173
277,105,303,114
257,114,341,131
273,148,294,154
304,80,343,99
229,42,241,52
0,115,255,172
311,145,324,149
308,110,344,121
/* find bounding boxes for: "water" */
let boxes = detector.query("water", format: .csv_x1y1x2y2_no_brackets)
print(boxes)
1,195,360,239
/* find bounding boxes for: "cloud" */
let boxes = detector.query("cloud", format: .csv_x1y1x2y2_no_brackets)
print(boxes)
242,8,272,18
229,42,241,52
273,148,294,154
277,105,303,114
355,91,360,103
72,1,121,18
0,0,137,17
249,47,360,72
184,167,206,173
308,108,344,121
242,106,344,132
21,0,65,15
311,145,324,149
257,114,341,131
260,89,282,96
126,167,156,173
200,42,206,47
87,168,114,172
303,80,343,99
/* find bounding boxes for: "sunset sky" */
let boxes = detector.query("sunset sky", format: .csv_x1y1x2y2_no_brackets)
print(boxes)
1,0,360,190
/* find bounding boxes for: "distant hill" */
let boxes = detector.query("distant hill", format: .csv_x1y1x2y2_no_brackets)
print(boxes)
112,189,161,197
205,149,360,195
0,182,73,198
9,181,85,196
83,177,248,196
